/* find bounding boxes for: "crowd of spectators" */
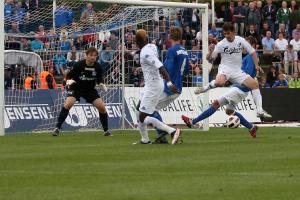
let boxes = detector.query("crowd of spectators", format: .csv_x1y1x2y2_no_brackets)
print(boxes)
4,0,300,89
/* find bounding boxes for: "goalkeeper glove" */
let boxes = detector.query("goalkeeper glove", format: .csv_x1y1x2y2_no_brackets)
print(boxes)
98,83,108,92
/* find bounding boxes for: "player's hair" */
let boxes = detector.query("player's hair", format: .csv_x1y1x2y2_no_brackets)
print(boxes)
170,26,183,41
246,36,257,46
136,29,148,48
222,22,235,32
86,47,98,56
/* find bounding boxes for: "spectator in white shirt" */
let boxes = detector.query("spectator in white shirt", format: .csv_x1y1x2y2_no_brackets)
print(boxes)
275,33,288,51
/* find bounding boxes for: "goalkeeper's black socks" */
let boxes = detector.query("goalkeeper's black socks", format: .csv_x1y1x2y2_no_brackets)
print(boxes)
56,107,70,129
99,112,109,132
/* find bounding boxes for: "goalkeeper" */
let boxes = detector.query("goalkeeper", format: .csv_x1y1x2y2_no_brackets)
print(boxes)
52,47,111,136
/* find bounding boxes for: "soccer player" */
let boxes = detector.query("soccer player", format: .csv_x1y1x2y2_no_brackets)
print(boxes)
151,26,190,143
196,23,260,97
182,84,258,138
134,29,181,145
242,36,272,118
196,22,271,118
52,47,111,136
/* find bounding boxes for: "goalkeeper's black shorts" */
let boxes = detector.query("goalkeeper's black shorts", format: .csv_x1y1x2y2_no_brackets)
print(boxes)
66,88,100,103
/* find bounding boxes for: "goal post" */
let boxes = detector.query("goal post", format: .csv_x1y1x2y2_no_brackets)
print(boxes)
0,0,4,136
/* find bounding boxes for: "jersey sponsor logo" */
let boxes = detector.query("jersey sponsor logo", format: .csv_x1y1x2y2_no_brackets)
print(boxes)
85,67,95,72
223,43,243,54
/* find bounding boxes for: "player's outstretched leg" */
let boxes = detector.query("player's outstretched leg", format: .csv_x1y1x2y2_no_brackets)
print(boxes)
251,89,272,118
242,76,272,118
53,97,76,136
233,111,257,138
182,100,219,127
194,74,227,94
93,98,112,136
151,111,168,144
195,80,216,94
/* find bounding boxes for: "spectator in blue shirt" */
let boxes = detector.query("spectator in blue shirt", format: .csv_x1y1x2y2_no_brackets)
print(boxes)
31,34,44,50
272,74,289,88
4,0,13,17
262,31,275,56
55,5,74,28
192,66,203,87
52,53,67,75
100,44,114,72
208,24,220,39
59,35,72,51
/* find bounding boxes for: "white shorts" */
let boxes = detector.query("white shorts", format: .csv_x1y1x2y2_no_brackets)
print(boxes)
218,68,250,85
218,87,248,110
155,92,180,110
139,83,164,115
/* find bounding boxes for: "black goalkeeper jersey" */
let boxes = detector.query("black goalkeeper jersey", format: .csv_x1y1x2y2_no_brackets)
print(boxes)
67,60,103,90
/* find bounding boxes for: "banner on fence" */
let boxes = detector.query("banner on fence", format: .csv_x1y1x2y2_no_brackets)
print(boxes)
124,87,261,125
5,89,132,133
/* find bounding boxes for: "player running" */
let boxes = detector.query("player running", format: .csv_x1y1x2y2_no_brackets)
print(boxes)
242,36,272,118
182,84,258,138
134,29,181,145
52,47,111,136
195,22,270,118
150,26,190,144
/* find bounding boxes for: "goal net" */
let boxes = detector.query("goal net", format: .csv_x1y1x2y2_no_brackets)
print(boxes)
3,0,209,134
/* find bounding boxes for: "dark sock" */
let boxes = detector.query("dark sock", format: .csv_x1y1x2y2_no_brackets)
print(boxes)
234,112,253,129
192,106,217,125
56,107,69,129
99,112,108,132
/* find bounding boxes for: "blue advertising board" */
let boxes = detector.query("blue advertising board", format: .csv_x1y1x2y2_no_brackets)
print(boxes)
4,89,132,133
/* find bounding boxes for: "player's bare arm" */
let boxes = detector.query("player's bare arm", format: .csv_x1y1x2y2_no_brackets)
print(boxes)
159,66,178,94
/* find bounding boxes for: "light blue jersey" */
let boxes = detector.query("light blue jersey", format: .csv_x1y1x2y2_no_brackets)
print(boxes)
163,44,190,95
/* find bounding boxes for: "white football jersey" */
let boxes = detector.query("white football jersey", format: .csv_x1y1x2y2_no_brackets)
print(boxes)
140,44,163,85
212,36,255,72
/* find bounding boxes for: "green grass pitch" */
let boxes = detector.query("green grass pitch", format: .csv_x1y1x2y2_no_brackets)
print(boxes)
0,128,300,200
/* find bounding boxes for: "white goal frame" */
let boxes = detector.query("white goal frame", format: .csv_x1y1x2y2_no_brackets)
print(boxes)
0,0,210,135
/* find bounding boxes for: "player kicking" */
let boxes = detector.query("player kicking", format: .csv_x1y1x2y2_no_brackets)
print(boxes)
134,29,181,145
52,47,111,136
195,23,270,118
150,26,189,144
182,84,258,138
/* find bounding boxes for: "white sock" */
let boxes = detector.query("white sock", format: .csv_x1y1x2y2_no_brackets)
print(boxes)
252,89,263,112
144,116,176,134
135,110,140,123
138,122,150,143
203,80,216,92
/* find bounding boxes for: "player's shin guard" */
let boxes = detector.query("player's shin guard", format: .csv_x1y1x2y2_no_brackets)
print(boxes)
99,112,109,132
192,106,217,125
150,111,166,137
251,89,263,112
234,112,253,129
56,107,69,129
144,116,175,134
